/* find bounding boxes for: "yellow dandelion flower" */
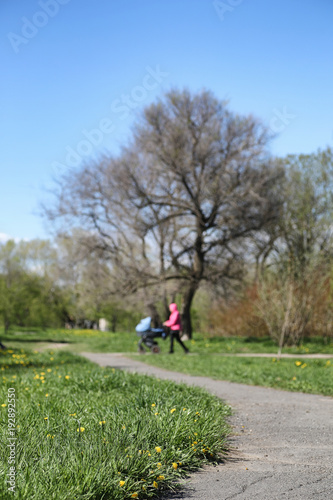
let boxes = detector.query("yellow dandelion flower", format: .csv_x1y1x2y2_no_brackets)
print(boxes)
40,372,45,375
99,420,106,425
131,493,138,498
183,408,186,411
157,475,165,480
326,360,331,366
155,446,162,453
157,462,162,468
119,480,125,487
122,425,126,430
194,432,198,435
170,408,176,414
44,417,48,420
151,403,156,407
153,481,158,488
65,375,70,379
295,361,302,366
50,357,54,360
154,412,159,415
47,369,52,372
292,376,297,381
45,394,49,397
77,427,85,432
301,363,307,369
172,462,178,469
69,413,76,416
1,404,6,407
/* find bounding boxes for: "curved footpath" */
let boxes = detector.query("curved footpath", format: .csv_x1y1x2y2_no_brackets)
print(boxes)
81,352,333,500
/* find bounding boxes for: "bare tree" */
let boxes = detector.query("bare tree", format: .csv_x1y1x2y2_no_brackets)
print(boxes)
45,89,284,336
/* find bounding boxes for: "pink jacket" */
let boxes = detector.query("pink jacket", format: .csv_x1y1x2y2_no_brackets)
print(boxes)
164,303,182,331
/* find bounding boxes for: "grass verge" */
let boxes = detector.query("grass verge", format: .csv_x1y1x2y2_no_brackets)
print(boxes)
0,348,230,499
132,353,333,396
1,327,332,355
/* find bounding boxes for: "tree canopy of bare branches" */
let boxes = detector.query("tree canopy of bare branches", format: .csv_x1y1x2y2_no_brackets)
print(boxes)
45,89,284,336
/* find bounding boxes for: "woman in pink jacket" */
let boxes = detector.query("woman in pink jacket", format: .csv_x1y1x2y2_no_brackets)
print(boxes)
163,303,189,354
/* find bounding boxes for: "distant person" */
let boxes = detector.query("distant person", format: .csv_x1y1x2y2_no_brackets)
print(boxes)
163,303,189,354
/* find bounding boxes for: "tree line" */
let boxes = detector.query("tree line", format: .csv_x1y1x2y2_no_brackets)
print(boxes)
1,89,333,345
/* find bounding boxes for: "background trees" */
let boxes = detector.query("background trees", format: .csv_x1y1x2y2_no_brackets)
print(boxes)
2,92,332,346
46,89,284,336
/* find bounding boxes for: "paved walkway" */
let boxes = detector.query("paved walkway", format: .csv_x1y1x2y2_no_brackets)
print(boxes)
82,352,333,500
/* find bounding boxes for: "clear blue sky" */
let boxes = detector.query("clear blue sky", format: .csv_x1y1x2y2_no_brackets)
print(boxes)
1,0,333,241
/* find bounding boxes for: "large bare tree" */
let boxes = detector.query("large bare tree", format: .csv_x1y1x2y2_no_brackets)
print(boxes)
46,89,284,336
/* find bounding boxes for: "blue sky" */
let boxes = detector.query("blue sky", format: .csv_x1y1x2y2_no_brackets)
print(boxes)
1,0,333,241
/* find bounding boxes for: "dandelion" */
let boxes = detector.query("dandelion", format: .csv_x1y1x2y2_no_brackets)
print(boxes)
69,413,76,417
172,462,178,469
295,361,302,367
65,375,70,379
45,394,49,397
99,420,106,425
155,446,162,453
170,408,176,414
1,404,6,407
154,412,159,415
77,427,85,432
153,481,158,488
44,417,48,420
326,360,331,366
157,475,165,480
119,480,125,487
47,369,52,373
151,403,156,407
301,363,307,369
122,425,126,430
157,462,162,468
131,493,138,498
292,377,297,381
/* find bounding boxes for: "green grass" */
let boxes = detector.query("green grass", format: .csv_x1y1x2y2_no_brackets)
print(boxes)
0,348,230,499
134,353,333,396
1,327,333,355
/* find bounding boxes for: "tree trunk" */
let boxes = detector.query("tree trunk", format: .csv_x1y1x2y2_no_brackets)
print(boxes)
147,303,162,328
181,282,198,339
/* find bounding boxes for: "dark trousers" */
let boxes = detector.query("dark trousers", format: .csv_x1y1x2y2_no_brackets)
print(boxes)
169,330,189,353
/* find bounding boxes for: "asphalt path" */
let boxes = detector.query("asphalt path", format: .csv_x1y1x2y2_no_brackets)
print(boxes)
81,352,333,500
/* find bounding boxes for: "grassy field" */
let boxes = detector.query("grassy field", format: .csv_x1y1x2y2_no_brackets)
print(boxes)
0,348,230,499
134,353,333,396
1,327,333,355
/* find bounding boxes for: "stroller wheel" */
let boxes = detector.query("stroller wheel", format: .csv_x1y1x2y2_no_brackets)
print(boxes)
151,345,160,354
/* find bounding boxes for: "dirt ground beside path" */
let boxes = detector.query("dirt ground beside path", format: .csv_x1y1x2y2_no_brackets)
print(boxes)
81,352,333,500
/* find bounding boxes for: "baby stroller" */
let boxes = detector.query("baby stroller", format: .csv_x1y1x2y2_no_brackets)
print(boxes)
135,317,168,354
